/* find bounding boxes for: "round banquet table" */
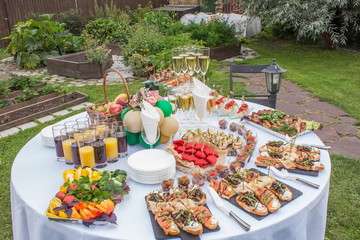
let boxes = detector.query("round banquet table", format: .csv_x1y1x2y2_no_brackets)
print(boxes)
11,101,331,240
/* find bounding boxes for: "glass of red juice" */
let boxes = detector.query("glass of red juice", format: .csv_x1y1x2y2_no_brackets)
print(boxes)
52,125,65,161
115,121,128,158
92,125,107,168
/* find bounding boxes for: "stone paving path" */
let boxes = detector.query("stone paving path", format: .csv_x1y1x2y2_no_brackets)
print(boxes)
1,48,359,158
220,48,360,159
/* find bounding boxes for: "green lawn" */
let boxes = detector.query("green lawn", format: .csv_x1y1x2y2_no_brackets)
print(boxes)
238,39,360,124
0,48,10,61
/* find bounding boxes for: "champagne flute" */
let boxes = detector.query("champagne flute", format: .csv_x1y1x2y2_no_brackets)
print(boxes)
167,90,178,115
193,47,203,80
171,48,183,88
198,47,210,84
179,51,189,85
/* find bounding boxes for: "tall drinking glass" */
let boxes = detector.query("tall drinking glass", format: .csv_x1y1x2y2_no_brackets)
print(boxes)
92,125,107,168
71,124,83,168
186,54,196,85
198,47,210,84
78,133,95,169
61,127,75,165
76,117,89,129
52,125,65,162
167,90,178,115
115,121,128,158
104,124,118,163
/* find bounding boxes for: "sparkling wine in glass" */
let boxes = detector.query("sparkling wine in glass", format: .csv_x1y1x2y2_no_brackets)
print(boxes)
198,47,210,83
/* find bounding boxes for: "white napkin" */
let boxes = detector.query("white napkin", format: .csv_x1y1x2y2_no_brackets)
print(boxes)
140,101,160,143
192,79,212,120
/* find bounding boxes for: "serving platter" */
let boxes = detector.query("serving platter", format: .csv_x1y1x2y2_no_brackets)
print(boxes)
214,168,303,221
146,201,220,240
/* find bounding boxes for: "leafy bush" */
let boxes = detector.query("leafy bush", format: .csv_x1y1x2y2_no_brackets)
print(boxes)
83,18,128,45
127,3,153,25
9,75,40,90
166,17,238,48
128,53,148,77
59,9,86,36
4,14,80,69
142,10,175,33
84,40,110,64
93,0,130,24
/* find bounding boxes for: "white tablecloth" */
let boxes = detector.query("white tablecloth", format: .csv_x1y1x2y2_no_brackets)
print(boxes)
11,102,331,240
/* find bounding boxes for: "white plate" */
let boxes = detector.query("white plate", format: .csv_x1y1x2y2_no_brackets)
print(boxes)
128,168,176,184
128,160,176,176
41,125,55,147
127,149,176,174
229,106,254,119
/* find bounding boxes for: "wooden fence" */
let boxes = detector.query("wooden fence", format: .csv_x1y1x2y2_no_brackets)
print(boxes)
0,0,168,48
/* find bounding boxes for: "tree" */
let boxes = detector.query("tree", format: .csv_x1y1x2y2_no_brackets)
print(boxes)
225,0,360,49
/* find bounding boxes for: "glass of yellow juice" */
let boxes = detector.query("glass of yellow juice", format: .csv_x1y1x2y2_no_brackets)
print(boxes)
104,123,118,163
60,127,75,165
78,133,95,169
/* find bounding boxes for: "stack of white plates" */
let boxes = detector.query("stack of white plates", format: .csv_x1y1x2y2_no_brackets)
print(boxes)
127,149,176,184
40,125,55,147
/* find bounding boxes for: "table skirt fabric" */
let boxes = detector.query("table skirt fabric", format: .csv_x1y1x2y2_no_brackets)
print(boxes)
11,106,331,240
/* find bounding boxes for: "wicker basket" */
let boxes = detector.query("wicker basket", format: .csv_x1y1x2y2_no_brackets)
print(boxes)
86,68,131,123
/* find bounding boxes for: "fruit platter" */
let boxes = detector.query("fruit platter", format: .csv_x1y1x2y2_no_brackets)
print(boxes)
165,139,227,175
243,109,321,139
146,176,220,239
45,167,130,226
255,141,324,175
209,167,302,220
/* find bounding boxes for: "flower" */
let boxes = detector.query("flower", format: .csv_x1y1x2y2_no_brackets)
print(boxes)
146,96,157,105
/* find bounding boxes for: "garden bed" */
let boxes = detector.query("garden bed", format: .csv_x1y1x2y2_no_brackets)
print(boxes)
210,44,241,61
0,82,47,100
0,91,88,131
46,52,113,79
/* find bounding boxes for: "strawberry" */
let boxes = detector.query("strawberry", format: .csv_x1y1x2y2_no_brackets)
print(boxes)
185,149,196,155
181,153,191,162
194,159,209,168
188,156,199,162
173,144,178,150
63,195,76,205
194,143,206,151
185,142,195,149
206,155,217,164
195,151,206,159
204,148,219,157
55,191,66,201
177,146,185,153
173,140,184,146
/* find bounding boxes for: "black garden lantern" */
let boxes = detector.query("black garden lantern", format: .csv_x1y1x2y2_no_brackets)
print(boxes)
262,59,287,94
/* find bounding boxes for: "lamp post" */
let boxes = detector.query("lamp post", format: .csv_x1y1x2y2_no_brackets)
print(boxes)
261,59,287,109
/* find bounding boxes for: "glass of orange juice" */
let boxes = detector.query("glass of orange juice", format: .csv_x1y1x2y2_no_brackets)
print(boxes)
78,133,95,169
104,123,118,163
60,127,75,165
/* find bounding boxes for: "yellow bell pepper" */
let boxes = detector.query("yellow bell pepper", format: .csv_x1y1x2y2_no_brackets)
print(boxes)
81,167,92,180
60,185,68,193
74,167,82,181
63,169,75,183
58,210,68,218
49,197,62,214
91,170,100,182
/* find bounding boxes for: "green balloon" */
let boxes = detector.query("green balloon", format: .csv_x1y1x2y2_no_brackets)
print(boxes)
154,100,172,117
121,107,131,120
126,130,139,145
139,133,161,149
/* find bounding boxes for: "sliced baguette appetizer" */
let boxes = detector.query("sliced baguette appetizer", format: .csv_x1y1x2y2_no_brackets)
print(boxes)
255,187,281,213
246,175,276,192
155,211,180,235
172,210,203,235
256,155,284,169
267,181,293,201
192,206,219,230
259,141,285,152
235,192,268,216
180,198,197,209
294,159,325,171
235,167,260,182
187,184,206,206
209,179,236,199
166,188,188,202
221,173,243,188
146,190,166,211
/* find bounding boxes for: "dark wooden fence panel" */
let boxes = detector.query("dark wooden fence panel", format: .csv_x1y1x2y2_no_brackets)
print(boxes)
0,0,168,48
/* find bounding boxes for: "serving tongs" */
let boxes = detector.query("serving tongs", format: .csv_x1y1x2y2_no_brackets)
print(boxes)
270,166,320,189
207,186,251,231
284,135,331,150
